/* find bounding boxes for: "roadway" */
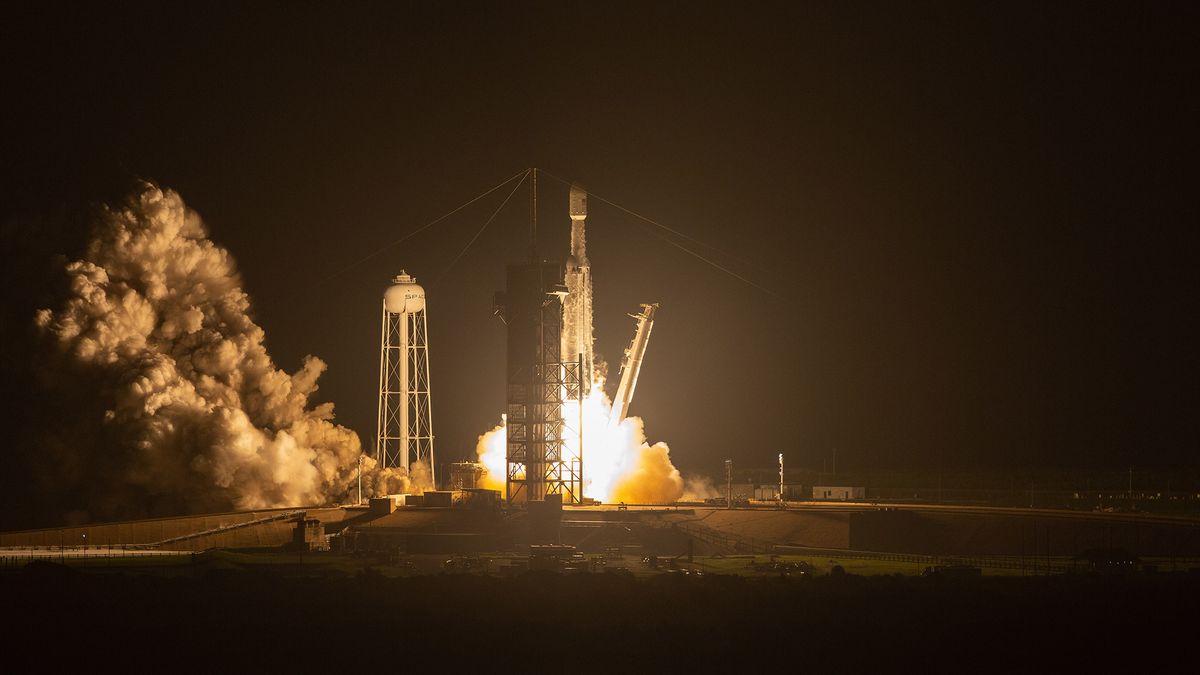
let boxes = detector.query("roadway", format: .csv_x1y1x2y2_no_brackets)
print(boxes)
564,500,1200,526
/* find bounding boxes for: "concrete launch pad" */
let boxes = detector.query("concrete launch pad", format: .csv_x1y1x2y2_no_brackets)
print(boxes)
4,501,1199,562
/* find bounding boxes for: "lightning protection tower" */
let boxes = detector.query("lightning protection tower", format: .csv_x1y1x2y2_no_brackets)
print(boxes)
376,271,435,484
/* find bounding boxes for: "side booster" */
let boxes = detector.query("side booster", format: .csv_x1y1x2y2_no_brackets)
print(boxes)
609,303,659,426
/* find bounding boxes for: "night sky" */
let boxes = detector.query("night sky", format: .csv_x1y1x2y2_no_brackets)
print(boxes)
2,1,1196,511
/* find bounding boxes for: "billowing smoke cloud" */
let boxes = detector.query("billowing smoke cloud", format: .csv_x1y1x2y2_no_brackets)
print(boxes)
32,183,424,523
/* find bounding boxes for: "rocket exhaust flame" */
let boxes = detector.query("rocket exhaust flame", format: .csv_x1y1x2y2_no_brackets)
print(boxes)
474,373,698,503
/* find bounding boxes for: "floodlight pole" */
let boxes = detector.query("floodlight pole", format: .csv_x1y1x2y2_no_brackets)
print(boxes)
778,453,784,506
725,459,733,509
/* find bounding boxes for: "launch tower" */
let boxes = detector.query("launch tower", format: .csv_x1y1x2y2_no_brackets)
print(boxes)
497,170,585,504
376,271,435,483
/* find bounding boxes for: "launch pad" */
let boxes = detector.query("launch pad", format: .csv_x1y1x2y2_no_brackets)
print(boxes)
5,501,1200,566
489,171,661,506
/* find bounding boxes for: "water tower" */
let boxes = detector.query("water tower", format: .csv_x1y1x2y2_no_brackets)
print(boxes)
375,271,435,483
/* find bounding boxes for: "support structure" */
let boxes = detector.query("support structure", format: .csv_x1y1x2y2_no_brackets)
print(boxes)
725,459,733,509
376,271,435,484
498,262,584,505
497,170,584,505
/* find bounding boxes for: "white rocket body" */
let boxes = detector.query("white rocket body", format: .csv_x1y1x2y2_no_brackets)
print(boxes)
609,303,658,426
561,184,594,392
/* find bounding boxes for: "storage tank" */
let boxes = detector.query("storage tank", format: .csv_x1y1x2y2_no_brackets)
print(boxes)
376,270,435,485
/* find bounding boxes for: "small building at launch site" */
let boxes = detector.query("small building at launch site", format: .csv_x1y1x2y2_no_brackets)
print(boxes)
448,461,485,490
289,517,329,552
813,486,867,501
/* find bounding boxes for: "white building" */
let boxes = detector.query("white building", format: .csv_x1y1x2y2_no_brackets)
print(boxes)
812,486,866,501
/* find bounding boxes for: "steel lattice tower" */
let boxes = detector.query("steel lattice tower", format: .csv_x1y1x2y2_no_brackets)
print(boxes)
499,262,583,504
497,170,584,504
376,271,435,484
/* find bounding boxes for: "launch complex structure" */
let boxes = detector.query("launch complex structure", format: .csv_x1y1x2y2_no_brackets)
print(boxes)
496,171,660,505
495,171,623,505
375,168,660,505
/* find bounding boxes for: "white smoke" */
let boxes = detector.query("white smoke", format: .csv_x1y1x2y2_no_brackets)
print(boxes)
33,182,423,520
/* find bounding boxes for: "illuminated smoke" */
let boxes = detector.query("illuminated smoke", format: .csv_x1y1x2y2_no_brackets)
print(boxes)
33,182,425,521
475,416,507,493
680,475,719,501
475,375,709,503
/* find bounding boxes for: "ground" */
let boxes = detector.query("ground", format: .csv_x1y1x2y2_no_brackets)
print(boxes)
2,559,1196,672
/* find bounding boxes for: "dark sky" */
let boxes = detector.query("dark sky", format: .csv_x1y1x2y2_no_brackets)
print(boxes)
2,1,1196,484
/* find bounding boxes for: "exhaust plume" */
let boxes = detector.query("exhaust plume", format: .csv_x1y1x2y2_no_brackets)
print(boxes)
474,374,705,504
32,182,422,523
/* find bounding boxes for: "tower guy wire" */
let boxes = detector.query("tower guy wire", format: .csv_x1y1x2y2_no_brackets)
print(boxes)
322,168,530,283
538,169,785,300
434,169,530,284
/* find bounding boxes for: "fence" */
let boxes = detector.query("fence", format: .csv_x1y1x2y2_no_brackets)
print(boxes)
0,546,192,569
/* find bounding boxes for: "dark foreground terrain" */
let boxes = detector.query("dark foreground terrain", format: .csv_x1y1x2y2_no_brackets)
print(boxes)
3,563,1196,672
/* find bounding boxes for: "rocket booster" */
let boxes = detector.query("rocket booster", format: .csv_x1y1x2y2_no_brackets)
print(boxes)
609,303,658,426
569,184,587,221
562,183,594,393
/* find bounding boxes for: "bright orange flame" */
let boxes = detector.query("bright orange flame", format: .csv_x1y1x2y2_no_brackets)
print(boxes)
474,375,703,503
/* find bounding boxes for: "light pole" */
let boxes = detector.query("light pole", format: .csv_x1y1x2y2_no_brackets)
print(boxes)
778,453,784,507
725,459,733,510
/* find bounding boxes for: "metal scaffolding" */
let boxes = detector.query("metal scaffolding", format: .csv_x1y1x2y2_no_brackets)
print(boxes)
376,272,435,483
499,170,588,505
541,355,585,504
500,263,585,505
505,356,583,505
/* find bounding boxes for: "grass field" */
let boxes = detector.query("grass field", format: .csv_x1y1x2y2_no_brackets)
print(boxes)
6,547,1196,580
